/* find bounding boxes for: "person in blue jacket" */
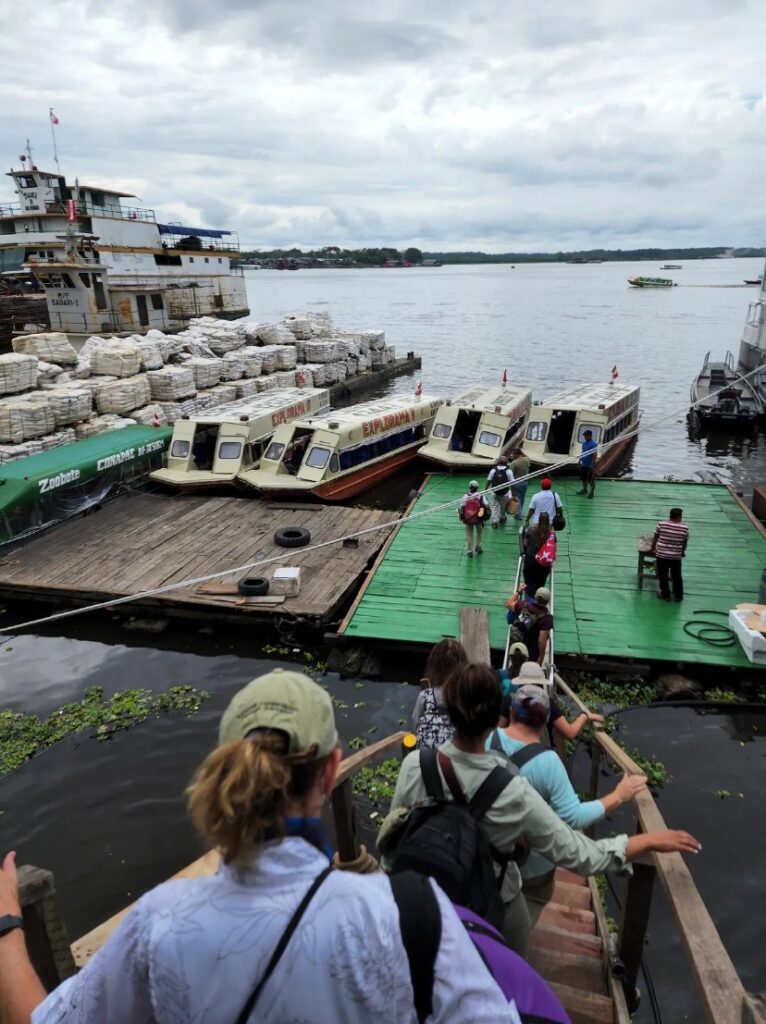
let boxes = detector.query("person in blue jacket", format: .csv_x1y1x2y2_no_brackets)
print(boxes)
577,429,598,499
487,684,647,928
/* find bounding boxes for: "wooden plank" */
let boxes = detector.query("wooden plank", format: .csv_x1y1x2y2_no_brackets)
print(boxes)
460,606,491,663
539,902,597,935
548,982,615,1024
530,923,603,958
552,879,593,911
528,947,605,994
617,861,655,1013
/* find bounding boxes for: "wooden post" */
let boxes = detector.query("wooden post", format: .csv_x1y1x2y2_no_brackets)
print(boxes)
585,745,601,839
18,866,77,991
460,606,491,664
617,860,656,1014
331,778,361,864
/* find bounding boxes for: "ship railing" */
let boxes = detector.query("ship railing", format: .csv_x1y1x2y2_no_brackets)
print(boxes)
0,202,22,217
26,255,104,267
168,240,241,254
40,201,157,223
745,301,764,329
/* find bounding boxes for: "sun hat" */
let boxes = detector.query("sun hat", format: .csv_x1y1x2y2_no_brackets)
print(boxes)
219,669,339,758
541,478,552,489
511,683,551,715
516,661,546,683
533,586,551,604
509,641,529,659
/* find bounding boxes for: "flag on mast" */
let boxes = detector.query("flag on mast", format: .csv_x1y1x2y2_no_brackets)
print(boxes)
415,381,423,397
502,369,508,384
49,109,60,125
611,365,619,380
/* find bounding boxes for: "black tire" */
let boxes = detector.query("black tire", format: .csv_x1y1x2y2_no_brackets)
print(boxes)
238,576,270,597
274,526,311,548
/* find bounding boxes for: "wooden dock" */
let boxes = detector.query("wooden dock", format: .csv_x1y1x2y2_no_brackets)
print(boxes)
340,474,766,672
0,493,393,625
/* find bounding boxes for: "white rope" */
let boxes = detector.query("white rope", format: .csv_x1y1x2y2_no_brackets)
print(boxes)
2,360,763,635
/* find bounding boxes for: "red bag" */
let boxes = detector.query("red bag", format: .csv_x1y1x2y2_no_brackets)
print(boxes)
535,532,557,567
462,495,482,525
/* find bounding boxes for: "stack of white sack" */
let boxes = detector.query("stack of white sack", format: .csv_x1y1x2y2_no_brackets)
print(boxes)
332,339,351,359
234,379,260,399
131,403,166,426
303,341,337,363
241,348,263,377
36,361,64,387
257,346,279,374
134,339,164,371
160,399,198,423
0,397,56,443
194,392,219,412
323,363,339,385
96,376,151,415
41,428,77,450
346,356,358,377
12,332,79,366
204,331,246,356
157,335,184,361
188,357,222,389
357,351,370,372
332,361,348,382
180,337,216,359
273,371,297,388
0,353,39,395
220,351,245,380
45,388,93,427
90,340,143,378
75,415,135,439
283,316,312,340
274,346,297,370
256,376,279,392
0,439,45,463
206,383,237,405
307,311,333,337
294,367,313,388
147,367,196,401
361,330,386,351
385,345,397,364
71,375,118,397
256,323,296,346
302,363,326,386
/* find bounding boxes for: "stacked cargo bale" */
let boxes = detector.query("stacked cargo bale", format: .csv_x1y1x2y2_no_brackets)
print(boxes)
12,332,79,366
0,397,56,443
147,367,196,402
188,357,222,390
96,376,151,415
0,354,38,395
46,388,93,427
90,340,143,378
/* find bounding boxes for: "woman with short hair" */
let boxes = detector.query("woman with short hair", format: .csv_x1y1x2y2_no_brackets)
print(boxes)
412,638,468,748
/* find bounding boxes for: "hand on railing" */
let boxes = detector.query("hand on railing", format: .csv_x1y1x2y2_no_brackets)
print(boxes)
0,851,21,917
614,773,647,804
626,829,701,860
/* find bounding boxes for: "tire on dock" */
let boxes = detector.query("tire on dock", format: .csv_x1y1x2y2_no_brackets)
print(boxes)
237,576,270,596
274,527,311,548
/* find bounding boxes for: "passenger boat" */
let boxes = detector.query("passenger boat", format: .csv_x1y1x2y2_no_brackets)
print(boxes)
628,276,676,288
418,383,531,470
523,382,640,475
661,264,682,270
689,352,763,424
237,393,442,501
0,424,170,544
150,388,330,492
744,278,763,286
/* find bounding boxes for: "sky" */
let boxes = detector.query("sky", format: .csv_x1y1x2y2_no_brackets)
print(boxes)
1,0,764,252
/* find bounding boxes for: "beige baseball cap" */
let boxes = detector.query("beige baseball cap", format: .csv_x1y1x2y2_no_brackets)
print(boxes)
219,669,339,758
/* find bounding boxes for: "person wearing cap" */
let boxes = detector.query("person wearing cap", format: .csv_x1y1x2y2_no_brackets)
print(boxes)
576,429,598,499
381,663,701,957
488,685,647,928
524,478,563,527
498,659,606,738
486,456,514,528
497,641,529,698
1,669,517,1023
509,448,530,521
458,479,490,558
506,585,554,666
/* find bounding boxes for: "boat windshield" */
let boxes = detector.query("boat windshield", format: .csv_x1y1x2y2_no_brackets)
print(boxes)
170,440,190,458
305,446,331,469
577,424,601,442
217,441,242,460
526,421,547,442
478,429,501,447
432,423,452,439
264,441,285,461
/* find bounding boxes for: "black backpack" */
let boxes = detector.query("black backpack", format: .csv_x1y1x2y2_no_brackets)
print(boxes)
389,748,515,931
492,466,511,492
489,730,549,769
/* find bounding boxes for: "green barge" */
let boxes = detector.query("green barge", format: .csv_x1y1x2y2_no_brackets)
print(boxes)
0,426,171,544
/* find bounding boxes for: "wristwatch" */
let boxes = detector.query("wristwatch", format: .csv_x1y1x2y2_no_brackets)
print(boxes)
0,915,23,938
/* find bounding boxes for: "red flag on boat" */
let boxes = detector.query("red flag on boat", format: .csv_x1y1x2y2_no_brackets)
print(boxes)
49,109,60,125
66,199,77,221
611,365,619,380
152,411,161,428
502,369,508,384
415,381,423,397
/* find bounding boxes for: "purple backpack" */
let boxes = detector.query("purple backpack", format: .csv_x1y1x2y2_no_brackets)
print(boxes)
390,872,570,1024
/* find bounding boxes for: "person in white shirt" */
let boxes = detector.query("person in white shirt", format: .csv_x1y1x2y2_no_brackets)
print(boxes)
486,457,515,527
0,669,518,1024
524,478,563,526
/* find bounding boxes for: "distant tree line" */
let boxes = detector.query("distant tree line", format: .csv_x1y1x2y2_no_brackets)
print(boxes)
237,245,765,267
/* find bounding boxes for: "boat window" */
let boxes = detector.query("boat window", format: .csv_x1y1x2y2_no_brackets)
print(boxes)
78,273,91,287
18,175,36,188
151,293,164,310
264,441,285,461
478,430,501,447
577,424,601,443
170,440,190,458
329,452,340,473
432,423,452,439
305,446,331,470
61,272,75,288
218,441,242,460
526,421,547,442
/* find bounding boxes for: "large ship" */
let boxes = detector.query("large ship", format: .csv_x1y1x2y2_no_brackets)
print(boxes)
0,142,248,338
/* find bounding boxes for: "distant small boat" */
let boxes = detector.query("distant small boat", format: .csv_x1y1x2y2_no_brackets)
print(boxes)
744,278,763,285
690,352,763,424
628,276,676,288
661,264,682,270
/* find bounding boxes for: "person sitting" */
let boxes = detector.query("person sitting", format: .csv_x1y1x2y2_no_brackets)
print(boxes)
380,662,701,957
488,684,647,929
412,638,467,748
506,585,553,666
0,669,518,1023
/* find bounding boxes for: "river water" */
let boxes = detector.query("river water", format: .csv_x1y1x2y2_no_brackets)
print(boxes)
1,260,765,1020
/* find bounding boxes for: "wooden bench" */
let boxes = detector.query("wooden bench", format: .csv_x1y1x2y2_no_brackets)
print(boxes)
636,535,656,590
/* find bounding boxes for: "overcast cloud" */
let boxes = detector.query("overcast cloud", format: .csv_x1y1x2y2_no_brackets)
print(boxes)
1,0,763,251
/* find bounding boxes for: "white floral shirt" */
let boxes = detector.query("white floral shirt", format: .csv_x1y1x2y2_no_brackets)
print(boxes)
33,837,520,1024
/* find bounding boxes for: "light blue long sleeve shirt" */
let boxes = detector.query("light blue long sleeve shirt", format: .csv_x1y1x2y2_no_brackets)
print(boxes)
487,731,605,880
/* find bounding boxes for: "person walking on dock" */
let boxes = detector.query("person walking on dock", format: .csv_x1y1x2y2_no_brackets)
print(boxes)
486,456,514,528
525,478,563,527
459,480,489,557
576,429,598,498
509,447,530,520
650,507,689,601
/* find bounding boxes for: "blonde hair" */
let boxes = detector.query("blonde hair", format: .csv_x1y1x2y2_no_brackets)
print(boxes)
186,730,327,865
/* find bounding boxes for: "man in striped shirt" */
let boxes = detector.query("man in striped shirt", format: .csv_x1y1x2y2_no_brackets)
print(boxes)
650,507,689,601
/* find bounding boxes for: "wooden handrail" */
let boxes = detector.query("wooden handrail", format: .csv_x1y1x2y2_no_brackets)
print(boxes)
554,671,762,1024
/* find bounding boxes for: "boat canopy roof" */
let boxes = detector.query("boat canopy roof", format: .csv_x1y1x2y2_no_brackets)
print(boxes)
538,382,639,412
189,388,329,426
444,383,531,416
294,393,441,432
157,224,233,238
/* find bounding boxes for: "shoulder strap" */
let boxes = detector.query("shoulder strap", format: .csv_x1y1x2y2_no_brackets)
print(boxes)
467,765,513,821
437,751,468,806
419,747,444,800
489,728,504,753
234,865,332,1024
554,492,562,510
510,742,549,770
390,872,441,1024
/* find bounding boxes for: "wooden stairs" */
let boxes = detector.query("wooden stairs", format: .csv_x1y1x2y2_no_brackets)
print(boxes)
529,868,629,1024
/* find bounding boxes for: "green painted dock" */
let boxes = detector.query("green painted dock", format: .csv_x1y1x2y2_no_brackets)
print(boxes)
341,475,766,670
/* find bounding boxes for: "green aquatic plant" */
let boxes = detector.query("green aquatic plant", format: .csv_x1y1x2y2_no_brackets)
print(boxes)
0,685,208,778
348,736,367,752
704,687,741,704
351,757,401,807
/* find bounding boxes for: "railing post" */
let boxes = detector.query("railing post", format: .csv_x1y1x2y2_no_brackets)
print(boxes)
18,865,77,991
617,857,656,1014
330,779,361,863
585,743,601,839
